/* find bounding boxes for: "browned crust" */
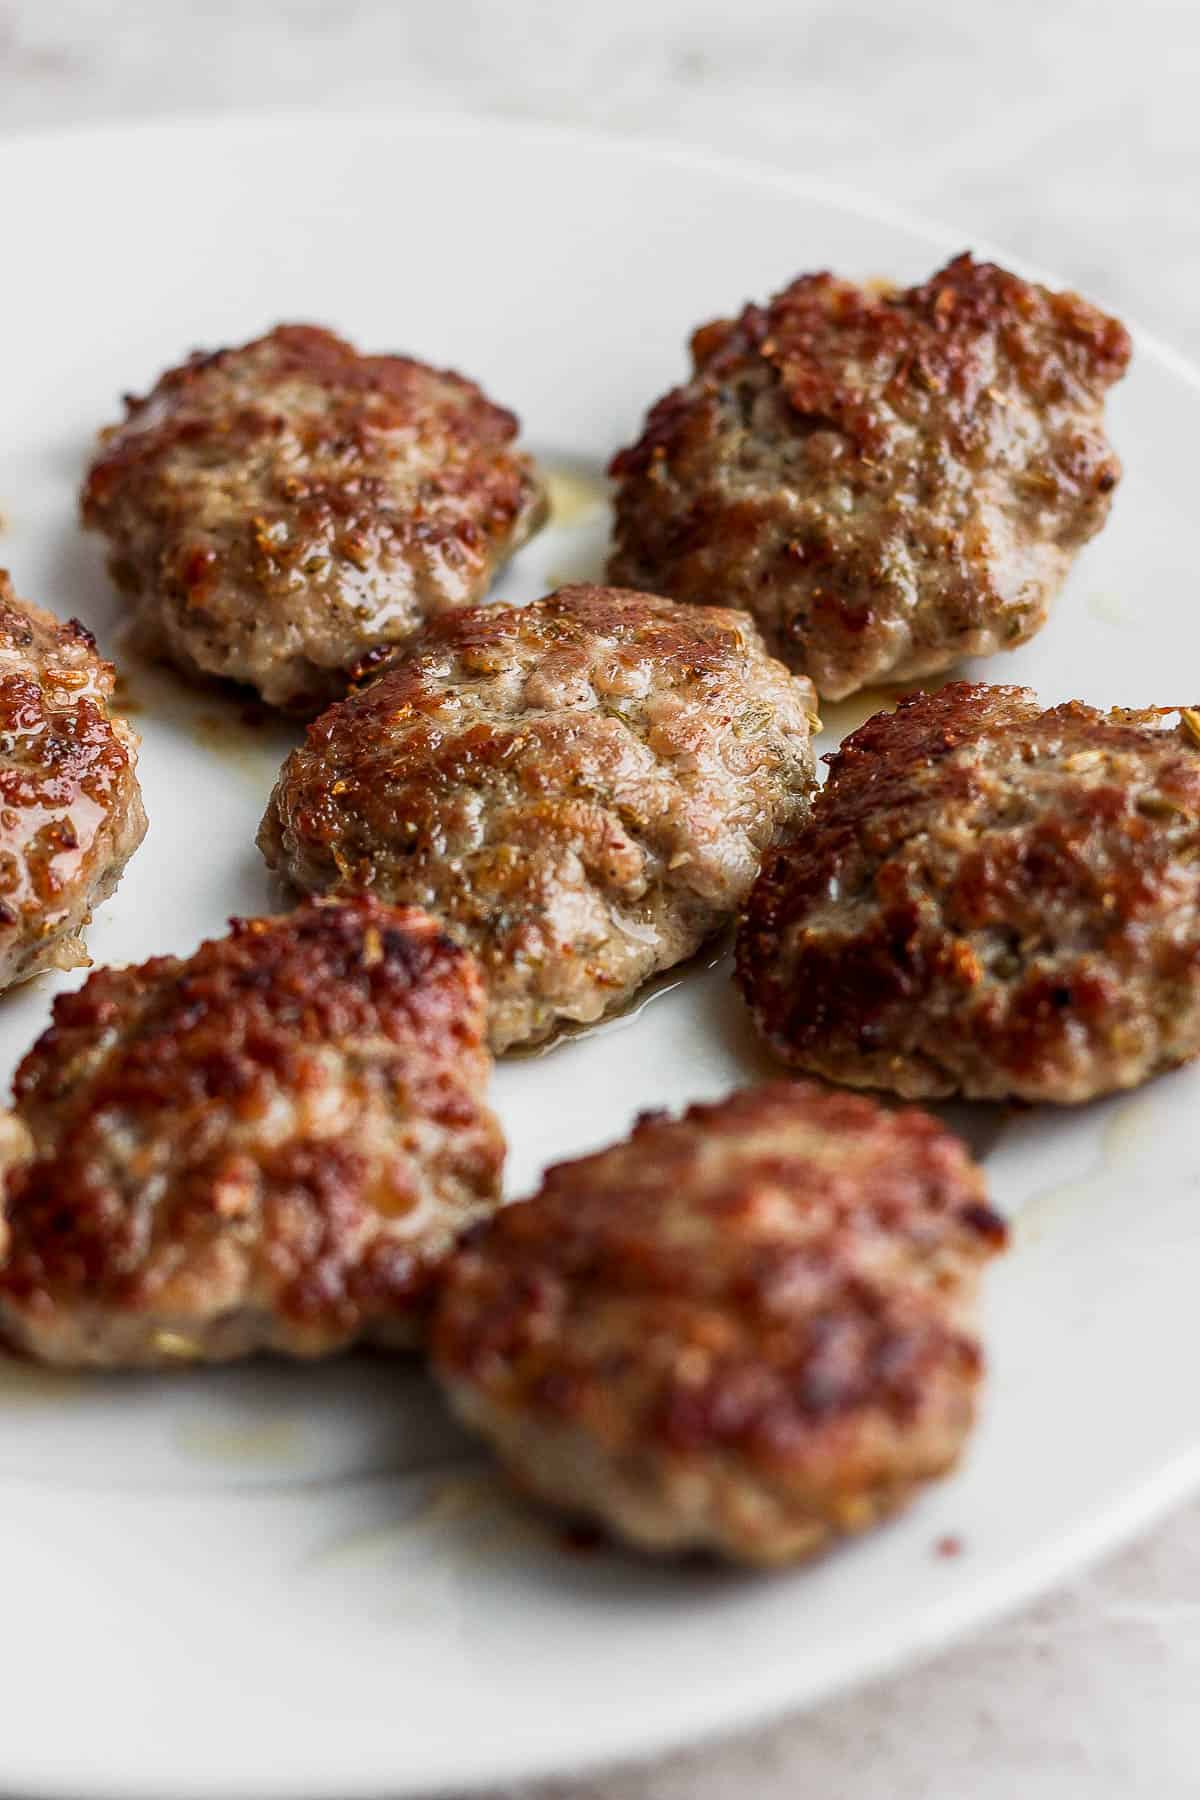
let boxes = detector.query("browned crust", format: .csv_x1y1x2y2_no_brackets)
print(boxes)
81,324,547,712
609,255,1131,699
260,585,818,1051
737,683,1200,1101
0,896,504,1358
654,258,1130,467
433,1082,1003,1558
84,323,528,501
347,579,780,684
0,570,145,987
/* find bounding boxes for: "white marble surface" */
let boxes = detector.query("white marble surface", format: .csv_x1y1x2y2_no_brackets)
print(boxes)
3,4,1199,1796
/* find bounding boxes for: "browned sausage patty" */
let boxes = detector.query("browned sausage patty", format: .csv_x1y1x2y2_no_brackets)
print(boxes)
0,896,504,1366
737,683,1200,1103
258,586,818,1053
0,571,145,991
609,254,1130,700
432,1081,1005,1565
81,324,548,712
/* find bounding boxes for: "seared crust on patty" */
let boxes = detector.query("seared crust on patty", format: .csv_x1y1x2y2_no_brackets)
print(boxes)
432,1081,1005,1565
0,571,145,991
81,323,548,712
258,585,818,1052
0,896,504,1366
609,254,1130,700
738,682,1200,1102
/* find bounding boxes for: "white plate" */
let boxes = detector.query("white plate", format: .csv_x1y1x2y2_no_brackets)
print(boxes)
0,114,1198,1800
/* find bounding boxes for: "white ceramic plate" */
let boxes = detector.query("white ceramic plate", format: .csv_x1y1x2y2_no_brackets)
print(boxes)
0,114,1198,1800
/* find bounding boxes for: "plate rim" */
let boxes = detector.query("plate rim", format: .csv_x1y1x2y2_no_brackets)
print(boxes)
3,103,1193,385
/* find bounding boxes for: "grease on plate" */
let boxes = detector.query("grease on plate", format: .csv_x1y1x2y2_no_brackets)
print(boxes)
545,464,608,528
189,710,288,785
312,1467,547,1568
506,935,731,1061
817,668,964,748
109,629,297,782
816,686,900,743
109,629,196,714
543,548,610,590
1016,1094,1155,1247
1088,591,1136,629
176,1416,307,1467
0,1358,84,1407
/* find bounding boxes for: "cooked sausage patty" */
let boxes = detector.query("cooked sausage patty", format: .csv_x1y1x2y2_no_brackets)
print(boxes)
738,683,1200,1102
609,254,1130,699
0,571,145,991
0,896,504,1366
258,585,818,1052
81,324,548,712
432,1081,1005,1565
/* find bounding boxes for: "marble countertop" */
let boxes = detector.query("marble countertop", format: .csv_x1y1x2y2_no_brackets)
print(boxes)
3,4,1198,1796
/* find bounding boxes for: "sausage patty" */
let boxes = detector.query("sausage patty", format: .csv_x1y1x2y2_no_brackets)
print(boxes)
737,683,1200,1102
81,324,548,712
432,1081,1005,1565
0,896,504,1365
258,585,818,1052
0,571,145,991
609,254,1130,699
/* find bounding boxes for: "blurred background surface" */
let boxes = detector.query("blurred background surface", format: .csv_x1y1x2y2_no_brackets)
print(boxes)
4,0,1199,361
3,3,1198,1796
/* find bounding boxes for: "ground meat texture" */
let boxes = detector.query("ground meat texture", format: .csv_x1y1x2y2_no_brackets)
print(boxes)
0,896,504,1366
0,571,145,991
609,254,1130,700
737,683,1200,1103
81,323,548,712
432,1081,1005,1566
258,586,818,1052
